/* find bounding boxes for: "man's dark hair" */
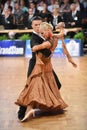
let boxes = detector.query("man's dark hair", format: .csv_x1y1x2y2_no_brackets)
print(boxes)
31,16,42,22
8,5,13,11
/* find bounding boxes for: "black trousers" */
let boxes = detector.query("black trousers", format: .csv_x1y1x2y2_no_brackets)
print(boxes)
52,70,61,89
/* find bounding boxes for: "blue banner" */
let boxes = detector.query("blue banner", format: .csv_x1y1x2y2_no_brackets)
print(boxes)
53,39,82,57
25,39,83,57
0,39,82,57
0,40,26,57
25,40,32,57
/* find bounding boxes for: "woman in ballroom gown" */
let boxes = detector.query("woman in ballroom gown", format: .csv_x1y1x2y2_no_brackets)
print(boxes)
15,22,76,122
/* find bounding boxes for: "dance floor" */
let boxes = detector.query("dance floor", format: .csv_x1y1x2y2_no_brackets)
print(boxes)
0,56,87,130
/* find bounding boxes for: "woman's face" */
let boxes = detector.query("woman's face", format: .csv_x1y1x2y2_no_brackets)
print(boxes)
40,29,53,39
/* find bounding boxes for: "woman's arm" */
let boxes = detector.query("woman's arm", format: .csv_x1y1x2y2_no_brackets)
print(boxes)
50,37,58,52
53,28,64,39
31,41,51,52
62,38,77,68
50,29,64,52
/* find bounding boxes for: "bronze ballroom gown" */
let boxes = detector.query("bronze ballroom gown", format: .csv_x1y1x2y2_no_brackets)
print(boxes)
15,52,68,111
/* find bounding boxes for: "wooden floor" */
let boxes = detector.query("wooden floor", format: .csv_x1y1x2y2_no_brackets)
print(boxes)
0,56,87,130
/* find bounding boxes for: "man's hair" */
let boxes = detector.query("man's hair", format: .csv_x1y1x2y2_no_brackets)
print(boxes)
8,6,13,11
31,16,42,22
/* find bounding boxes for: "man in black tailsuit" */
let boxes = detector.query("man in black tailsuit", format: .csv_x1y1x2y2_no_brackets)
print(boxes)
18,16,61,120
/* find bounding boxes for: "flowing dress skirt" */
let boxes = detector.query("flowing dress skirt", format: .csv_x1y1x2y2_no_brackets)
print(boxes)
15,54,68,111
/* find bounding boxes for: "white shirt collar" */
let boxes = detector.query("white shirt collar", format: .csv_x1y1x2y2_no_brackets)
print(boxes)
33,31,45,40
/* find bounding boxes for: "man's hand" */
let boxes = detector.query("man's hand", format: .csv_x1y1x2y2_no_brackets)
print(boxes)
32,46,38,52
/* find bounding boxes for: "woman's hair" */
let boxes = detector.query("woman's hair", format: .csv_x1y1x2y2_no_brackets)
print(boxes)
39,22,53,31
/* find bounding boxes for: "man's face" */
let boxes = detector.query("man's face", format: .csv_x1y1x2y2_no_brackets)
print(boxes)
28,8,33,15
32,20,42,33
15,3,20,10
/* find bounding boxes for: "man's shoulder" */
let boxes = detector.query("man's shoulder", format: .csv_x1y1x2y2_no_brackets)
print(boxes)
31,33,44,42
31,32,40,38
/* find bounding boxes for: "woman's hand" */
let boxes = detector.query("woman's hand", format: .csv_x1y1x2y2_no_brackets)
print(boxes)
61,38,77,68
68,57,77,68
56,22,65,29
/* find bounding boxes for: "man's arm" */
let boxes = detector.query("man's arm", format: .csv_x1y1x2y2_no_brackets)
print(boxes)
32,29,64,53
32,41,51,52
30,33,44,48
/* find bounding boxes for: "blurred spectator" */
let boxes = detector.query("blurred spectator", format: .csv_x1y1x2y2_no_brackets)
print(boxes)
83,0,87,10
47,0,59,12
81,0,87,28
63,3,82,37
29,1,39,16
23,8,35,29
74,0,87,28
0,3,4,14
1,6,15,29
50,5,64,30
64,3,82,28
69,4,82,27
60,0,71,13
73,0,84,12
37,1,44,12
20,0,28,13
14,2,24,29
2,0,15,14
38,2,52,23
